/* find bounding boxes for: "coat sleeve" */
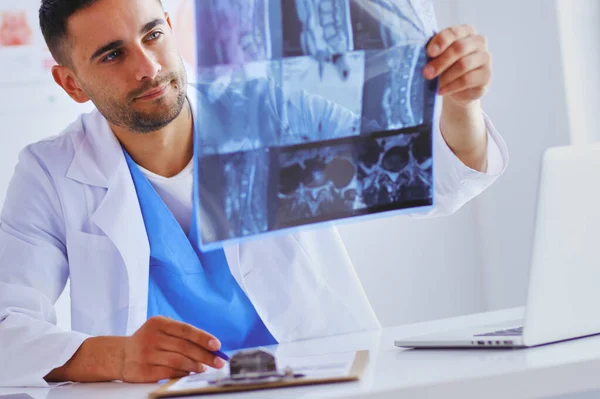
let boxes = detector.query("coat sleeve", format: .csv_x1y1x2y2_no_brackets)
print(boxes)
0,146,90,387
412,105,508,218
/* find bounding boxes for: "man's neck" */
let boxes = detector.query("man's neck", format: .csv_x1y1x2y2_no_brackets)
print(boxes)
111,99,194,178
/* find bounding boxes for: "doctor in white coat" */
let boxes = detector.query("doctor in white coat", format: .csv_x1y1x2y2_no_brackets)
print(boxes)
0,0,507,387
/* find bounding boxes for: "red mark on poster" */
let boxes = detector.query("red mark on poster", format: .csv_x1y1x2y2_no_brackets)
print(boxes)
0,11,33,47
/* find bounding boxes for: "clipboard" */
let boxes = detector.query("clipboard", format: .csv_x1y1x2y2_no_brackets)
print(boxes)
149,350,369,398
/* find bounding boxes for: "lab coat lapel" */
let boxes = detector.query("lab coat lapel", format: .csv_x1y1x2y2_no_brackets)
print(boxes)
66,111,150,335
90,161,150,335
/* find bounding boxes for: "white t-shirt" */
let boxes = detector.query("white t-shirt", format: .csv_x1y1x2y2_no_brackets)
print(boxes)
137,159,194,235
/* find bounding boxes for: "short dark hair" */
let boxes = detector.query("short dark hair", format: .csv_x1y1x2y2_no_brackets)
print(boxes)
39,0,163,67
39,0,99,66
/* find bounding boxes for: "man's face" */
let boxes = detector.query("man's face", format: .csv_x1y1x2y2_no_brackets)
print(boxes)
65,0,187,133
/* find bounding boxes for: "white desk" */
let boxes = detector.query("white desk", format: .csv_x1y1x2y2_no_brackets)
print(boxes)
3,307,600,399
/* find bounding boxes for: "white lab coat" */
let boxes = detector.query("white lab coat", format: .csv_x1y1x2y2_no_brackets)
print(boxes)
0,96,507,386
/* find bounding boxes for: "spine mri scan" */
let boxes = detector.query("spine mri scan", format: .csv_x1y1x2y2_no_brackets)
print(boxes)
193,0,438,248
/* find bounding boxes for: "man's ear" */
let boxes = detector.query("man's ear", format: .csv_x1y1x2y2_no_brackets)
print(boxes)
165,12,173,31
51,65,90,103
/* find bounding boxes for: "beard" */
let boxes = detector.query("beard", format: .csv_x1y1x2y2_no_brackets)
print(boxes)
86,58,188,134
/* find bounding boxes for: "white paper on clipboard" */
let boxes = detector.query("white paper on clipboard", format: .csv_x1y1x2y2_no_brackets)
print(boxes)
166,351,357,392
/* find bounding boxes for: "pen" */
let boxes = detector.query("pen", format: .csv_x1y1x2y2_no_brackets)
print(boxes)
212,349,230,362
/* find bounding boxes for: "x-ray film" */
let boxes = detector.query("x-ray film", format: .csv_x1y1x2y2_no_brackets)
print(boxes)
193,0,438,249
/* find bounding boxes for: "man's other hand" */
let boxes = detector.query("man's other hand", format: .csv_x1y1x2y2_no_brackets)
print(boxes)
423,24,492,107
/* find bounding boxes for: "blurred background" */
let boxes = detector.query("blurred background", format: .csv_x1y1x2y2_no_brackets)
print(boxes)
0,0,596,330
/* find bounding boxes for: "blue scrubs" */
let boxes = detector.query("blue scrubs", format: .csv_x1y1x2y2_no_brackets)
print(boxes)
124,150,277,351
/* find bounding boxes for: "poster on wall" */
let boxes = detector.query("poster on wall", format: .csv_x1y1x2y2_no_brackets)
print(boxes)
0,2,56,86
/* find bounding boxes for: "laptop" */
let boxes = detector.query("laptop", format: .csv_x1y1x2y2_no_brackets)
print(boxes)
395,143,600,349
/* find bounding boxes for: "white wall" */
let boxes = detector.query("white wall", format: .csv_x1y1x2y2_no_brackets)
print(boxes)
556,0,600,144
451,0,571,310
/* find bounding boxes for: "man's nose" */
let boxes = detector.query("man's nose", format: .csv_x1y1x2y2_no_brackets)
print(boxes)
133,47,161,82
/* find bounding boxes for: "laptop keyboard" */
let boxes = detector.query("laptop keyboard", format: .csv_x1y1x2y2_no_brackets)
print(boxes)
474,326,523,337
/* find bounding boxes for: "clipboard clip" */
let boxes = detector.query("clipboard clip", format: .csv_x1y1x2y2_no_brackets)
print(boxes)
208,348,305,387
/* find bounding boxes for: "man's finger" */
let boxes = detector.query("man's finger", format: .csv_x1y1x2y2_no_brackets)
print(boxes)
438,51,490,89
424,35,485,79
158,318,221,352
148,366,190,382
438,67,490,96
427,24,476,58
150,351,204,373
159,335,224,369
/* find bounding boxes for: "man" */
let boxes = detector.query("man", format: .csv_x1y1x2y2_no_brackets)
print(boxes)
0,0,507,387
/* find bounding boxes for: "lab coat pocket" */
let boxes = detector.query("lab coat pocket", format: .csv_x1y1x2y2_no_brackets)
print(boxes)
66,229,129,334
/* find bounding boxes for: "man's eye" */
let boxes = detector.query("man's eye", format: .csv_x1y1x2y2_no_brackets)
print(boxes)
101,50,121,63
147,31,163,41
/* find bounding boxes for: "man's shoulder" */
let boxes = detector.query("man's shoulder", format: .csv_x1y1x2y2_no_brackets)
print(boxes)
23,108,103,168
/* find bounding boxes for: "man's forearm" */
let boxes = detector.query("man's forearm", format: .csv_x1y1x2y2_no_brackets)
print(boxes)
439,99,489,173
44,336,126,383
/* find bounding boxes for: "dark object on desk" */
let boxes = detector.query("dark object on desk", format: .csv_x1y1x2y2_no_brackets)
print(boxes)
0,395,35,399
209,348,304,387
230,348,276,378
